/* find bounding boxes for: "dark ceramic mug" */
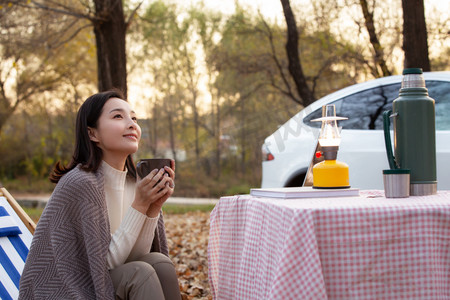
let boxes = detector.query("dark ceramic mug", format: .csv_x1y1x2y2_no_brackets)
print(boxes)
136,158,172,178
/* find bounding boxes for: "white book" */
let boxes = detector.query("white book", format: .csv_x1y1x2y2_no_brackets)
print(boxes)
250,186,359,199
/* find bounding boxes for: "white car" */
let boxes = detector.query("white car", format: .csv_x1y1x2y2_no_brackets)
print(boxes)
261,71,450,190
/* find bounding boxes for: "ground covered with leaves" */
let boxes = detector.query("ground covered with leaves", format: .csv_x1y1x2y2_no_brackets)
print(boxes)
165,211,212,299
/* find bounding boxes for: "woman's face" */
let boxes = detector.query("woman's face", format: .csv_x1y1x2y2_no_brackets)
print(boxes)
88,97,141,161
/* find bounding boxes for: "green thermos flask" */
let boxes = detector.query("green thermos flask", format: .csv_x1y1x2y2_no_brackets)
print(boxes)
383,68,437,195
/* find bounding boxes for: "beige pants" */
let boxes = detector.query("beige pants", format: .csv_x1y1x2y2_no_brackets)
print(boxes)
109,252,181,300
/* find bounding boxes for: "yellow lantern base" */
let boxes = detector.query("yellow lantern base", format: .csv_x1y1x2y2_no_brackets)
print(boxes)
313,159,350,189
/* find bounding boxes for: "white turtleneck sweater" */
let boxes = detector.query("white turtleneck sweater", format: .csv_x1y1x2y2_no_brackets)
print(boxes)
100,161,159,270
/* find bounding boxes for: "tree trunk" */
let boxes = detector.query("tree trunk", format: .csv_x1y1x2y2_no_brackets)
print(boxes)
168,112,177,162
146,103,158,156
93,0,128,96
0,106,13,135
215,95,221,179
402,0,430,71
359,0,391,77
183,45,201,167
164,97,177,162
194,104,200,167
279,0,315,107
239,99,246,176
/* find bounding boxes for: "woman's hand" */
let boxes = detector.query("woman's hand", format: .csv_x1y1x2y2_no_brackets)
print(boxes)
132,160,175,217
146,160,175,217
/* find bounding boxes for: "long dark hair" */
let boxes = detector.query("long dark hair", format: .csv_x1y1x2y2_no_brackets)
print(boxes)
50,89,137,183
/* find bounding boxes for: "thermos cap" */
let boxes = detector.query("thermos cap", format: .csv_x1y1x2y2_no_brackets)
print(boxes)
383,169,410,174
403,68,423,75
401,68,425,88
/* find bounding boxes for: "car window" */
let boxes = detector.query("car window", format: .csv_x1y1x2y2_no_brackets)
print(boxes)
304,80,450,130
430,81,450,130
304,83,399,129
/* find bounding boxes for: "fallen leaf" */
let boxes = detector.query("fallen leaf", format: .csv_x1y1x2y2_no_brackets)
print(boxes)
165,211,211,299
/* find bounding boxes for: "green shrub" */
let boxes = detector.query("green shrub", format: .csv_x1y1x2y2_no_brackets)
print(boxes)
224,184,251,196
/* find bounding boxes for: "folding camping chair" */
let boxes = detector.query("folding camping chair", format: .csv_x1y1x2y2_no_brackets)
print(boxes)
0,187,36,300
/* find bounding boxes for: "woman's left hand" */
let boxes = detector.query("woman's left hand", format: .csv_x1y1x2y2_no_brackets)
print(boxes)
146,159,175,217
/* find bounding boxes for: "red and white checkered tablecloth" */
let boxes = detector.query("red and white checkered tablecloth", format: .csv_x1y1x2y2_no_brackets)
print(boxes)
208,190,450,299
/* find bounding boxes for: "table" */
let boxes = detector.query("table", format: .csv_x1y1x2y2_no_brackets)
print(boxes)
208,190,450,299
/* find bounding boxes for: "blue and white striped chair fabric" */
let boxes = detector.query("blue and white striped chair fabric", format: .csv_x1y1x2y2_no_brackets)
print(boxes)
0,197,33,300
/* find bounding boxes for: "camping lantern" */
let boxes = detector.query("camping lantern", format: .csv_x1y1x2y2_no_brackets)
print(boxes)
312,105,350,189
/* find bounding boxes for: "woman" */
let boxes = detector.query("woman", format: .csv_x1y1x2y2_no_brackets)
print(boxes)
19,90,181,299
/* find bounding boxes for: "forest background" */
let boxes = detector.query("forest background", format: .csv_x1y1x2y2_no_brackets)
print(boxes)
0,0,449,198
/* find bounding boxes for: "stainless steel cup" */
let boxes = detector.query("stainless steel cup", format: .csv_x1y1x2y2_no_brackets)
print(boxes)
383,169,410,198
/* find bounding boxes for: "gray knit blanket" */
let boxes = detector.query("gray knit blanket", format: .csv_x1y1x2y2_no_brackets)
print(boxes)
19,165,168,299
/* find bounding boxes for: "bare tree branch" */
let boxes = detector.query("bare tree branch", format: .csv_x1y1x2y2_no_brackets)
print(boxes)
51,23,92,49
9,0,97,22
125,1,144,29
359,0,391,77
258,12,302,105
279,0,316,106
